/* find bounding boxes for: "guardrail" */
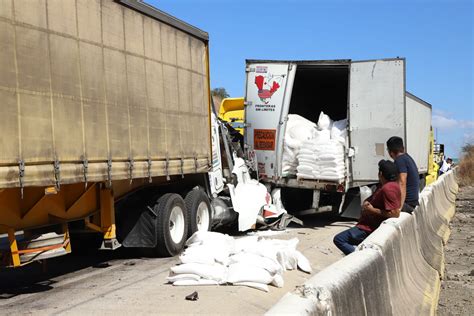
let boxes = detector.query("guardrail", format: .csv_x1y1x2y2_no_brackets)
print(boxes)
267,170,459,315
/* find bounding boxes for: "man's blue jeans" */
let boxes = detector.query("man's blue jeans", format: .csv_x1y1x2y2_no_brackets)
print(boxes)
333,226,370,255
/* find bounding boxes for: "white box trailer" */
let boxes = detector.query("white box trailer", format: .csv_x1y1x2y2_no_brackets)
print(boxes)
243,58,431,216
405,92,432,176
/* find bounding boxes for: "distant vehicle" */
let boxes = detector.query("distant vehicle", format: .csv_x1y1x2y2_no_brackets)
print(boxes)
242,59,432,218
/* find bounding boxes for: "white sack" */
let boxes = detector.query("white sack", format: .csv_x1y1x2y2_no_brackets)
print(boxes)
295,250,312,273
271,188,286,214
317,111,333,130
360,186,373,205
186,231,234,247
277,250,298,270
297,173,316,179
179,245,230,265
173,279,219,286
166,274,201,283
229,253,282,275
297,165,314,173
229,179,268,231
233,282,269,292
314,129,331,143
283,136,300,150
233,236,259,253
331,119,347,139
227,263,274,284
170,263,227,283
271,274,285,288
287,114,317,129
288,125,317,143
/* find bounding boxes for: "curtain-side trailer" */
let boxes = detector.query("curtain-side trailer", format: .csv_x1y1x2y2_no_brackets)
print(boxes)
0,0,236,267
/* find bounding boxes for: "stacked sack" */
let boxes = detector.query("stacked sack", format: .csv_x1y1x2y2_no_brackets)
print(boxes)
282,115,318,175
167,231,312,292
296,112,346,181
282,111,347,181
298,140,345,181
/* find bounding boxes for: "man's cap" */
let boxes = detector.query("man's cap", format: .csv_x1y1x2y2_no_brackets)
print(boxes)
378,160,398,181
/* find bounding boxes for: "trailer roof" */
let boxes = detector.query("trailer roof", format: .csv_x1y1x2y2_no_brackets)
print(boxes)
117,0,209,42
406,91,433,109
246,59,351,65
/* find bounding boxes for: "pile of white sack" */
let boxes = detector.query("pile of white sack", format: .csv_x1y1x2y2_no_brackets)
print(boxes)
282,112,347,182
167,231,312,292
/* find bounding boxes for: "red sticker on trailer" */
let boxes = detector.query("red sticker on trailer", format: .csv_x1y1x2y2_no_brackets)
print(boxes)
254,129,276,151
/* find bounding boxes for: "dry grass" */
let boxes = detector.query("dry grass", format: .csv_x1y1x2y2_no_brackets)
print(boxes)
458,144,474,186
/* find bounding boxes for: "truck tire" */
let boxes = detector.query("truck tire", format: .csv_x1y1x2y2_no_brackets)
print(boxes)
154,193,188,257
185,188,212,236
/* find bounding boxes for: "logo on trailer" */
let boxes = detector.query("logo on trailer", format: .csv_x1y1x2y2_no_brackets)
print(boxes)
254,73,284,104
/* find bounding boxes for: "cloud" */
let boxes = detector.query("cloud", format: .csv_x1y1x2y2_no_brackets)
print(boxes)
432,114,458,129
433,109,453,117
432,113,474,130
461,120,474,129
464,131,474,144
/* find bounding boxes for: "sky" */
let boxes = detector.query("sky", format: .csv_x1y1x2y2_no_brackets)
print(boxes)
148,0,473,158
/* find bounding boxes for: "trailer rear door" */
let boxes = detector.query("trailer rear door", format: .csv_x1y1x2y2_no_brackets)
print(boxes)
244,62,295,177
349,58,405,183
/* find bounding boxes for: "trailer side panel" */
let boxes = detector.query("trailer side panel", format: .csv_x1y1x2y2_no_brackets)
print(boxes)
0,0,211,188
406,92,431,173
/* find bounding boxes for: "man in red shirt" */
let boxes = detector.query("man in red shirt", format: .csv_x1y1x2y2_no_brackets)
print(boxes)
333,160,401,255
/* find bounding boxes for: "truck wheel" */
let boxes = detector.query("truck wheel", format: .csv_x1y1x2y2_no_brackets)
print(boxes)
185,188,212,236
154,193,188,257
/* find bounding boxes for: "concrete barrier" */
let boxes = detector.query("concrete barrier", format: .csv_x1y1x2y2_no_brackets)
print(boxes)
383,214,440,315
266,248,391,315
416,193,446,276
359,223,417,314
268,170,458,315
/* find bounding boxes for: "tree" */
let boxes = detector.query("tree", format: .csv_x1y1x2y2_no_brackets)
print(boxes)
458,143,473,186
211,87,230,99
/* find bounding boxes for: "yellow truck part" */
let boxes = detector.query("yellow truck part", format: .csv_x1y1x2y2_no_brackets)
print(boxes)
219,98,245,135
426,129,439,185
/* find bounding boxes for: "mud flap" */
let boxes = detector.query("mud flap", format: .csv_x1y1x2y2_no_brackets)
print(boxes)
119,206,158,248
339,188,362,219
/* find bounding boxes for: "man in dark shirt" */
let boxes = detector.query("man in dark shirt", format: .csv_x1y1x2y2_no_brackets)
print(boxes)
386,136,420,213
333,160,401,255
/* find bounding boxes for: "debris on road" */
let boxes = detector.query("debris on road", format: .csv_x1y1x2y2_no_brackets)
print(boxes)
226,159,303,232
185,291,199,301
167,231,312,292
93,262,111,269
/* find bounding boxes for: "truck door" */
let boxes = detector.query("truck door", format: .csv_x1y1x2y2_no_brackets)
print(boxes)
349,58,406,183
244,62,295,178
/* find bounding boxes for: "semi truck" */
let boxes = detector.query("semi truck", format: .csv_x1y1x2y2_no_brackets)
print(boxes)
243,59,432,218
0,0,240,267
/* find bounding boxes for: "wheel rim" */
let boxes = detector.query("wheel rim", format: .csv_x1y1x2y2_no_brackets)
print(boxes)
169,206,185,244
196,201,210,231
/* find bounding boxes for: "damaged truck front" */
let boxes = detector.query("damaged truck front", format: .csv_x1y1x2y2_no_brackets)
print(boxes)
244,59,431,218
0,0,238,267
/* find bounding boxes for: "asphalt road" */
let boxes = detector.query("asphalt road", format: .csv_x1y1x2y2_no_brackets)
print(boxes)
0,214,355,315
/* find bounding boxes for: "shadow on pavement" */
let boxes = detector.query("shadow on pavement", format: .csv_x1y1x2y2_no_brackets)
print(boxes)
0,238,140,299
298,212,356,229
